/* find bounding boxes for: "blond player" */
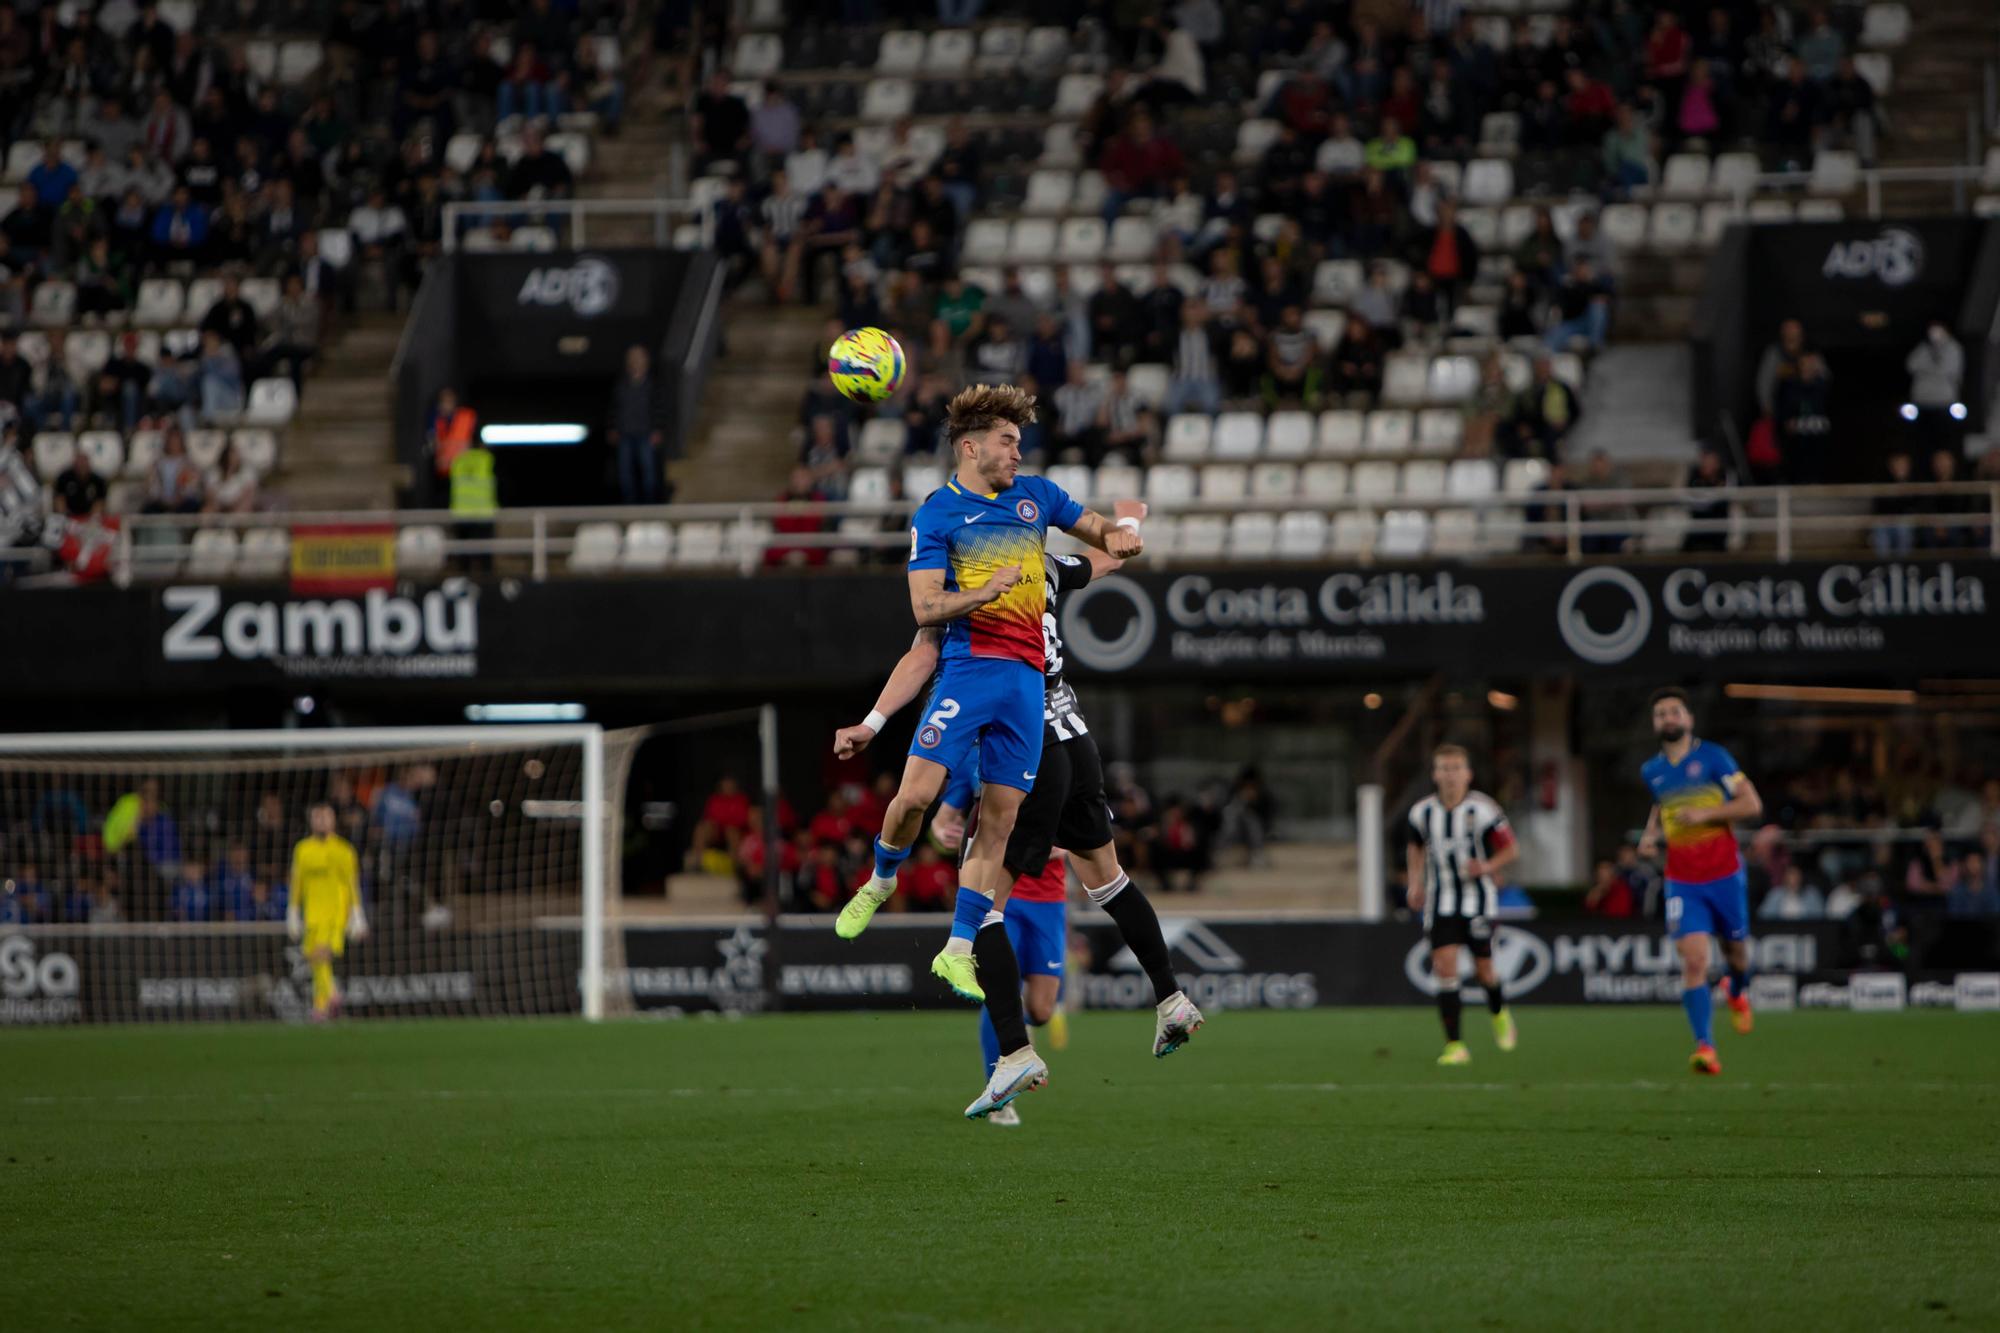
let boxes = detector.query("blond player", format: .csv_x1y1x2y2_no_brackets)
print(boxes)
286,801,366,1021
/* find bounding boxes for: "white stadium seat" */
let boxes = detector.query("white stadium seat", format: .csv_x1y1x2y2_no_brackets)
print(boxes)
1163,414,1213,463
1179,514,1227,558
397,525,447,574
857,419,903,464
1503,457,1550,495
1382,354,1429,407
1264,411,1314,460
244,378,298,427
1144,463,1197,505
1377,509,1431,557
1861,3,1909,48
1046,464,1093,502
1300,461,1348,501
240,528,290,575
64,330,110,381
1660,153,1711,199
1227,512,1278,559
134,278,185,327
1416,409,1463,455
1810,150,1861,195
1250,463,1299,500
30,281,76,327
1426,356,1479,405
1233,119,1281,165
1462,159,1514,206
1039,122,1082,168
1599,204,1649,251
962,219,1009,264
673,521,726,567
924,29,974,75
77,430,122,477
1317,410,1365,457
876,31,925,74
125,429,164,478
1853,53,1893,96
1094,462,1142,503
1057,216,1105,263
622,521,673,571
976,26,1025,73
278,39,324,85
1365,410,1414,454
861,79,915,121
187,428,228,471
1797,198,1845,222
1212,412,1263,461
1400,460,1447,500
1023,26,1070,72
1650,203,1699,252
1107,216,1157,263
1432,508,1480,555
1023,169,1074,215
1201,464,1249,503
32,431,75,480
1446,458,1499,500
1276,511,1327,558
1351,460,1399,500
733,33,782,79
1009,218,1058,264
1330,510,1375,556
1711,152,1760,200
1054,73,1104,117
1125,363,1169,410
1748,199,1796,224
1313,259,1363,305
188,528,239,577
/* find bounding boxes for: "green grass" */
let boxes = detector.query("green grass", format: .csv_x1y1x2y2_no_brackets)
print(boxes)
9,1008,2000,1332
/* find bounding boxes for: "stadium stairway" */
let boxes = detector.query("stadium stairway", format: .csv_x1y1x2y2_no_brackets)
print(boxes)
1874,0,1993,179
675,301,828,502
271,314,408,511
1568,344,1696,474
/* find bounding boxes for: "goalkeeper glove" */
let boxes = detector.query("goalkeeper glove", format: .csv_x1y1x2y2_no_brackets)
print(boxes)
347,904,370,942
285,903,301,941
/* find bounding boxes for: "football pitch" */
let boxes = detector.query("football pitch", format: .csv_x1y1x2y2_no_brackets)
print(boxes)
10,1008,1998,1332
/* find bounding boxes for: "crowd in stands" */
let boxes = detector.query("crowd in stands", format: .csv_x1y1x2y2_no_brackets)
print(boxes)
0,766,442,926
0,0,628,574
685,0,1907,537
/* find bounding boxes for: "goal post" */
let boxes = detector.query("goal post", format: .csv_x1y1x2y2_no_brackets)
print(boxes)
0,724,629,1024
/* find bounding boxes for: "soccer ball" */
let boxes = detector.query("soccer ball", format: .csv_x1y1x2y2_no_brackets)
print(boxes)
828,326,906,403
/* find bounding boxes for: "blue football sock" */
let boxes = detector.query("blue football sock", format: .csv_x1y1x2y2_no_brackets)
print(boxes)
872,836,912,881
978,1009,1000,1079
949,887,990,943
1681,985,1714,1045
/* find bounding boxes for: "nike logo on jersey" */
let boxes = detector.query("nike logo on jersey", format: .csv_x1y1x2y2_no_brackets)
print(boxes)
1023,771,1035,781
963,514,981,524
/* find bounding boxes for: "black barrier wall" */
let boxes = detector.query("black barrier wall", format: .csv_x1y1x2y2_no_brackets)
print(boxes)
4,558,1998,709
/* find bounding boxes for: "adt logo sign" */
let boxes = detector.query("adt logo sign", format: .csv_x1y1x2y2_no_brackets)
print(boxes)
1404,927,1551,1000
1059,575,1156,672
1822,226,1925,288
1556,567,1653,665
516,256,621,317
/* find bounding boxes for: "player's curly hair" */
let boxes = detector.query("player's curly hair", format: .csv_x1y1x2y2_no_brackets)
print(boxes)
945,384,1038,448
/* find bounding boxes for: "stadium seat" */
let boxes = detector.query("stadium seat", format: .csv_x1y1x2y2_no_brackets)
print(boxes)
673,521,725,567
1711,152,1760,200
1426,355,1479,405
123,426,164,478
1212,412,1263,461
856,419,903,465
244,378,297,427
1478,111,1520,157
875,31,924,74
77,430,122,477
1201,464,1249,502
1179,514,1227,559
1449,305,1498,340
1107,216,1157,262
396,525,446,574
1462,159,1514,206
1056,216,1105,263
278,39,324,85
240,528,289,575
32,431,74,480
902,463,945,498
1364,410,1414,454
860,79,914,121
239,278,281,320
30,281,75,327
1009,218,1058,264
1660,153,1711,199
2,141,36,183
1599,204,1649,251
1023,169,1073,215
975,25,1025,72
1498,204,1537,248
1459,206,1500,251
733,32,782,78
546,134,591,177
1250,463,1299,501
1144,463,1197,505
1233,119,1281,165
1640,506,1692,553
1748,199,1796,224
188,528,239,577
962,219,1009,264
1330,510,1375,556
1853,52,1893,95
1063,169,1105,215
1650,203,1699,252
65,330,110,382
1382,354,1429,407
1415,409,1463,455
1861,3,1910,47
1378,510,1431,557
1401,460,1447,500
186,277,228,323
569,522,624,573
1351,460,1399,500
1054,73,1103,117
1976,195,2000,219
621,522,673,571
1302,309,1346,355
1479,507,1527,554
1810,151,1861,195
1264,411,1314,460
1300,461,1347,500
1431,508,1479,555
1276,511,1327,558
1022,26,1071,72
924,29,974,75
1698,201,1739,245
1046,464,1092,502
1797,199,1844,222
1503,458,1550,495
1125,363,1169,410
1550,352,1585,392
1157,414,1210,465
1313,410,1363,458
1312,259,1364,305
1094,462,1142,502
133,278,184,327
1227,512,1278,559
1039,122,1082,168
243,38,277,83
846,467,890,507
1447,458,1499,500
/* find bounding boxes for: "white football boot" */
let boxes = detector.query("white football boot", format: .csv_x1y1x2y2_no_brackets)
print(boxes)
964,1046,1048,1119
1152,990,1205,1058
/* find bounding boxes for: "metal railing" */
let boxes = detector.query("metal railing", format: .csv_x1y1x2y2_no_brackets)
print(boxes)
3,481,1993,585
1729,164,1989,219
440,198,711,253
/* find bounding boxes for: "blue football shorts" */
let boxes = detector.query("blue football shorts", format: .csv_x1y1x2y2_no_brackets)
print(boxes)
1004,898,1068,979
906,657,1045,793
1666,870,1750,942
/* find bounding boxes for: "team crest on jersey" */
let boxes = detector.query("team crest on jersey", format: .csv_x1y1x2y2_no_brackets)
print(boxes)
1015,498,1040,523
918,725,942,748
1687,762,1703,777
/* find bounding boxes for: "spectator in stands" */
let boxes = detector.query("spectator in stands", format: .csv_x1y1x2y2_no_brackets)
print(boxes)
1905,319,1965,459
1414,197,1478,312
749,86,800,173
574,38,625,136
1764,59,1823,168
1759,863,1826,920
1870,449,1922,555
825,134,881,198
1947,847,2000,919
1775,352,1834,485
1098,368,1154,465
1825,56,1880,165
766,465,830,568
1362,114,1416,180
0,861,47,924
150,184,207,263
1578,449,1632,555
1025,313,1070,396
204,443,259,515
25,340,81,436
1676,59,1722,146
212,844,259,922
1498,271,1542,341
1643,9,1692,105
611,344,668,507
1216,767,1273,868
798,183,861,305
3,182,48,261
688,775,753,871
1918,449,1977,550
784,125,829,199
1165,299,1224,416
1682,445,1735,553
170,859,211,922
1220,323,1266,402
1316,110,1364,176
1510,353,1580,458
967,315,1026,384
1052,360,1107,463
800,413,849,498
195,329,244,421
1544,258,1611,353
74,236,130,321
200,275,259,357
54,446,107,520
0,426,37,577
1262,305,1321,410
1349,260,1399,344
1524,459,1575,553
448,430,498,571
1099,109,1185,224
508,126,574,202
1087,263,1142,366
1329,314,1384,405
1460,354,1513,456
897,843,956,911
1520,79,1566,151
1584,858,1636,917
260,273,320,393
1796,7,1846,82
143,427,204,514
424,387,476,509
1601,104,1654,196
141,88,191,163
0,331,27,415
497,40,566,124
28,140,77,212
1564,68,1616,144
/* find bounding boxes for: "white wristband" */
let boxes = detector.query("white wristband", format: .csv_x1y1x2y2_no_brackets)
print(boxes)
1115,516,1141,531
862,709,888,734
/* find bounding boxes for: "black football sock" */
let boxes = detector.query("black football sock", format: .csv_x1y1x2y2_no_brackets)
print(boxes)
1438,980,1463,1042
974,919,1032,1057
1088,872,1181,1003
1485,980,1506,1015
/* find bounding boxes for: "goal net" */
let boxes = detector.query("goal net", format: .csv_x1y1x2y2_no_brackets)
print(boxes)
0,726,637,1025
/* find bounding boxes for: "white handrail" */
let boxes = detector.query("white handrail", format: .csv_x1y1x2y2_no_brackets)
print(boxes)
441,198,710,253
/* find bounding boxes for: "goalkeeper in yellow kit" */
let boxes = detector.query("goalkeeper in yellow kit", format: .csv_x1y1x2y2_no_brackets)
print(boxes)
286,801,366,1020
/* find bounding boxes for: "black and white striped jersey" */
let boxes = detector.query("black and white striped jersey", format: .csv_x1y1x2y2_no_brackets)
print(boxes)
1404,791,1513,923
1041,552,1090,744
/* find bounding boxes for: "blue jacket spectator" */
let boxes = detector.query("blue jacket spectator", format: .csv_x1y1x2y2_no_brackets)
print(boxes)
151,188,209,254
26,144,78,211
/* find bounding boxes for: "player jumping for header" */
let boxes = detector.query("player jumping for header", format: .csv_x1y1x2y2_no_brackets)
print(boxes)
830,384,1145,1117
1638,687,1764,1076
